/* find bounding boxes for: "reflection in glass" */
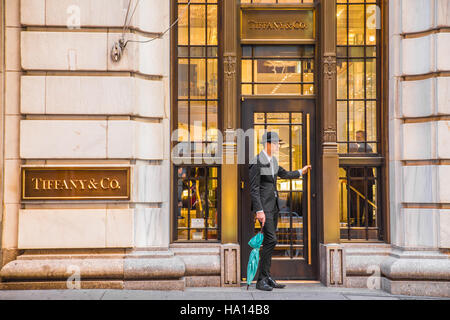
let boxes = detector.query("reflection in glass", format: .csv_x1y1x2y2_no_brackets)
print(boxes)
190,5,205,45
339,166,380,241
176,0,219,161
337,0,380,155
292,125,302,171
253,112,306,258
176,166,220,241
242,45,315,96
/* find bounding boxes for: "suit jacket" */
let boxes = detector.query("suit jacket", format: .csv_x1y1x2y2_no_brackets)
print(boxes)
249,151,301,214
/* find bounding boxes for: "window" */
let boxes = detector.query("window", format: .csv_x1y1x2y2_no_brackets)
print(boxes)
173,0,221,241
336,0,384,241
339,166,383,241
176,0,219,159
175,166,220,241
241,45,315,95
336,0,380,155
240,0,314,3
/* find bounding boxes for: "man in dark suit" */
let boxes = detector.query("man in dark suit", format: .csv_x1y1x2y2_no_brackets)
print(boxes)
249,131,311,291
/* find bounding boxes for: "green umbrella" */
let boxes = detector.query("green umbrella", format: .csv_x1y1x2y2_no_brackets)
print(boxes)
246,231,264,290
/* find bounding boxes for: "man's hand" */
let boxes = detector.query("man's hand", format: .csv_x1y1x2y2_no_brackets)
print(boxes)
256,211,266,228
301,165,312,175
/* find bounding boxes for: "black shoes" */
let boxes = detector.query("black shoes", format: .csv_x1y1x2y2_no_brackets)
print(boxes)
267,276,286,289
255,278,273,291
255,277,286,291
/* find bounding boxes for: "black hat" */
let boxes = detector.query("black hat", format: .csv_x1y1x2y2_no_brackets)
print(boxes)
261,131,282,144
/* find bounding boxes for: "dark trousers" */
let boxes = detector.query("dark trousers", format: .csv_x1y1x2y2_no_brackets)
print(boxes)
257,210,279,281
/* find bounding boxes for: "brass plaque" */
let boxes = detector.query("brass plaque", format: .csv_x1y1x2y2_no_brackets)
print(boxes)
22,167,130,200
241,7,315,43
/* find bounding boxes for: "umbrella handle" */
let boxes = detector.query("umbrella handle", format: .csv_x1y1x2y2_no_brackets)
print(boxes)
247,284,249,290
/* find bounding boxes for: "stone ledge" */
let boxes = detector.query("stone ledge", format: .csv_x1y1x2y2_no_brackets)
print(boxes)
381,277,450,298
185,276,221,287
123,257,185,280
344,244,391,276
124,279,185,291
0,258,124,281
0,280,124,290
176,255,221,276
380,254,450,281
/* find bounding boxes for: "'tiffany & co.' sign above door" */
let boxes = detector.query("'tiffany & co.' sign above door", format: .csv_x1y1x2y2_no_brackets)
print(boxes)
21,167,130,200
241,6,315,43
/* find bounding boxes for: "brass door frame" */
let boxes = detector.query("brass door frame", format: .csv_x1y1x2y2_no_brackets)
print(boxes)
239,98,318,280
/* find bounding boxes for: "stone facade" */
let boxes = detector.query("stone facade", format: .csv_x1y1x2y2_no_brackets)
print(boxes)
0,0,225,290
0,0,448,297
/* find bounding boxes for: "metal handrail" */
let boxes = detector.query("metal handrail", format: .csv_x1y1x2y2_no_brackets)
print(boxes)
340,179,377,209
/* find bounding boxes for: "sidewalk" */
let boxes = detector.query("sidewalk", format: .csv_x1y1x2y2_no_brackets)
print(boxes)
0,282,446,300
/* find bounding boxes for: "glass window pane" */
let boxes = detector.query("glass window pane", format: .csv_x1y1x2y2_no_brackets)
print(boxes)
366,4,377,45
242,46,252,58
190,46,205,57
337,46,347,57
178,46,189,57
178,59,189,99
207,101,218,141
349,46,364,57
207,58,218,98
266,125,289,169
254,113,265,124
303,84,314,95
292,125,303,171
366,46,376,57
337,101,348,142
267,113,290,124
242,84,252,95
338,143,348,154
178,5,189,46
367,101,377,145
303,60,314,82
292,113,303,124
337,5,348,45
190,59,206,99
366,58,376,99
348,101,365,146
348,5,365,45
337,60,348,99
254,125,265,155
253,45,313,58
255,84,301,95
177,100,189,141
254,59,302,83
190,101,206,142
207,47,218,57
190,5,206,45
348,59,365,99
241,60,252,83
207,5,218,45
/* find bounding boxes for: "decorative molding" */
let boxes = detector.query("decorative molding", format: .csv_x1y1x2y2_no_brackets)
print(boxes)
224,55,237,78
220,244,240,287
323,125,337,143
323,54,337,80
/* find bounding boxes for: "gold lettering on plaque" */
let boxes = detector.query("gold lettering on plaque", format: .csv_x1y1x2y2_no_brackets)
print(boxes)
248,20,308,31
241,8,315,43
22,167,130,200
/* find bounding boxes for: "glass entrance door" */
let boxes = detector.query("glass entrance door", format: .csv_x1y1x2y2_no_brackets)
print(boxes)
240,98,317,280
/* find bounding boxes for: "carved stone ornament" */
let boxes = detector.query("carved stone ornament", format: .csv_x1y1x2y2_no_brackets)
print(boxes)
224,55,237,78
323,126,337,143
323,54,337,80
